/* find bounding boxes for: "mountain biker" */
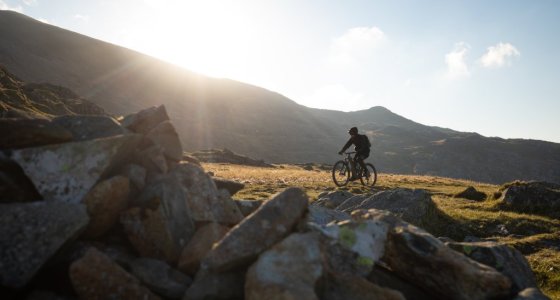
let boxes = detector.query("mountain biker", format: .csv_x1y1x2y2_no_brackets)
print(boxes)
338,127,371,180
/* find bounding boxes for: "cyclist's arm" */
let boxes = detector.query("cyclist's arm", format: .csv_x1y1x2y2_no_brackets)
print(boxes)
339,138,353,153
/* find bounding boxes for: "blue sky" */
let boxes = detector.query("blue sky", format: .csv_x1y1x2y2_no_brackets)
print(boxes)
2,0,560,143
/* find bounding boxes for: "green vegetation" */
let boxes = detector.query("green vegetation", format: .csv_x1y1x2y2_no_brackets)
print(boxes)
203,163,560,299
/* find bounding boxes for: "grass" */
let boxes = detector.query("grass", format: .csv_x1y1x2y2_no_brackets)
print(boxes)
203,162,560,299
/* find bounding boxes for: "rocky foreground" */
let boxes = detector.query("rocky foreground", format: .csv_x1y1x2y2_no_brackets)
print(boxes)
0,105,552,300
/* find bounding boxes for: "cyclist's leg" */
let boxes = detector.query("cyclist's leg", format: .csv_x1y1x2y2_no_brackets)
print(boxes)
349,158,357,179
356,152,368,175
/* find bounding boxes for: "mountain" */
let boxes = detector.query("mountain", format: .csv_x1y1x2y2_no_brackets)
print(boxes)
1,10,560,184
0,65,105,118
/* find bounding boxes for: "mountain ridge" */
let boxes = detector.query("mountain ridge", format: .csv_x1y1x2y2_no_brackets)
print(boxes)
1,10,559,184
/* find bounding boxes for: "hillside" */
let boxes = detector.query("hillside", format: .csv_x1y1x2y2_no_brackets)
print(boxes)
0,66,104,118
1,10,560,184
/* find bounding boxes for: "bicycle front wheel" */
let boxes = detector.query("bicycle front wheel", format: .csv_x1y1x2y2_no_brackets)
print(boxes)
360,163,378,187
332,161,350,187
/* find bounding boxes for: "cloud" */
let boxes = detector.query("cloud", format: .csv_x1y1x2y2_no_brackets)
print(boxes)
445,42,470,80
480,42,520,68
0,0,23,12
73,14,90,22
328,26,386,67
22,0,37,6
303,84,366,111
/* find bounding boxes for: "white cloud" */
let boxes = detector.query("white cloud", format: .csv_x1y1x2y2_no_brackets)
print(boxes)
328,26,386,67
303,84,366,111
445,42,470,80
480,42,520,68
22,0,37,6
73,14,90,22
0,0,23,12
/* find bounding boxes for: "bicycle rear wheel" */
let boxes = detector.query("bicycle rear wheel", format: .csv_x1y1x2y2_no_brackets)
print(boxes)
359,163,378,187
332,161,350,187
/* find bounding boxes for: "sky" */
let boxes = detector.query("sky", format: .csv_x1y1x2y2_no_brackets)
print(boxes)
2,0,560,143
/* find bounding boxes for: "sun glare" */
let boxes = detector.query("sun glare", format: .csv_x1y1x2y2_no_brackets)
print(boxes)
127,1,258,80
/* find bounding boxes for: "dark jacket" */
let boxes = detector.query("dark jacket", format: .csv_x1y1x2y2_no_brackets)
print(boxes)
340,134,371,154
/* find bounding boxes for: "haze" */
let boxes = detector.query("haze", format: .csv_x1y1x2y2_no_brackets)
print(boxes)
2,0,560,143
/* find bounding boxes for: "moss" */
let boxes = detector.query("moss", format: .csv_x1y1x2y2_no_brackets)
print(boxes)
357,256,374,267
338,227,357,248
462,245,475,255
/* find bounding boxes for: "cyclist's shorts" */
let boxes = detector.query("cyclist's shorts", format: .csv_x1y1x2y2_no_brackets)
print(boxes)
355,151,370,160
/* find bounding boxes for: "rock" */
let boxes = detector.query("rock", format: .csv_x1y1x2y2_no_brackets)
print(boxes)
316,219,390,276
145,120,183,161
9,134,140,203
81,176,130,238
306,205,351,226
120,163,147,191
313,190,354,209
0,118,72,149
137,145,169,176
178,223,230,275
318,272,405,300
181,153,201,166
367,265,435,300
0,201,89,288
355,209,512,300
202,188,308,272
513,288,551,300
121,105,169,134
0,157,42,202
245,232,323,300
350,188,438,229
183,270,245,300
121,175,195,263
190,148,272,167
453,186,487,201
446,240,538,292
129,257,192,299
213,177,245,196
171,162,243,225
25,290,73,300
69,248,160,300
334,194,368,211
52,115,126,141
234,199,263,217
498,181,560,218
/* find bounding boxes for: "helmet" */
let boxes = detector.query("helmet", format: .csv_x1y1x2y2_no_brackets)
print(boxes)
348,127,358,134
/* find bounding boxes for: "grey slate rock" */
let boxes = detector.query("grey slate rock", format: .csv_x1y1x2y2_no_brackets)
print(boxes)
313,190,354,209
121,105,169,134
0,118,73,150
52,115,126,141
202,188,308,272
129,257,192,299
9,134,140,203
446,240,538,293
0,157,42,203
0,201,89,288
214,177,245,196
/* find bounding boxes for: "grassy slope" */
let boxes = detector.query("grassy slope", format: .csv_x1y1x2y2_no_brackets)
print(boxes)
203,163,560,299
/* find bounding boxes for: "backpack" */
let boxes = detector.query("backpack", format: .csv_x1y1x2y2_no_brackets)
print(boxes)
363,134,371,148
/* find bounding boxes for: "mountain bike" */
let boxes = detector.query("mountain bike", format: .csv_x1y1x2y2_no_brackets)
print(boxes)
332,151,377,187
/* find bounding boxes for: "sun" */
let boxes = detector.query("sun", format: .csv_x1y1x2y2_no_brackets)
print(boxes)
126,1,257,80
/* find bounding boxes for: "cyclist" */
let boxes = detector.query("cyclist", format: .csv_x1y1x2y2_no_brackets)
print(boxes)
338,127,371,180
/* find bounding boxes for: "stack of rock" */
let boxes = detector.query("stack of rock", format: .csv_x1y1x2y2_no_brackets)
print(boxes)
0,105,549,300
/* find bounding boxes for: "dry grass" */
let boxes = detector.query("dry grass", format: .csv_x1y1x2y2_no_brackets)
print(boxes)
203,162,560,299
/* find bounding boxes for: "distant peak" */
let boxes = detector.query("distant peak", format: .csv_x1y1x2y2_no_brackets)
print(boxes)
368,106,391,112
